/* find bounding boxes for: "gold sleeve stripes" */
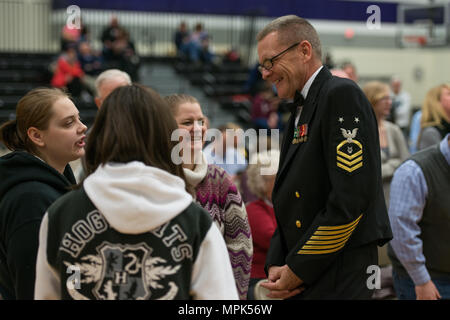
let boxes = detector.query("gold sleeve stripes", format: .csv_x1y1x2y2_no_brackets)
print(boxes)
297,214,363,255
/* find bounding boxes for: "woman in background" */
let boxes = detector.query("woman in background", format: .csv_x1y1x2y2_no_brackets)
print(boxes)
51,46,85,98
417,83,450,151
363,81,410,207
245,150,279,300
363,81,409,299
165,94,252,300
0,88,86,299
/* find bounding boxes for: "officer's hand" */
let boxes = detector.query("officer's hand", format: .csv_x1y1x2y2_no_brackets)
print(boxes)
415,280,441,300
266,265,283,283
260,265,304,299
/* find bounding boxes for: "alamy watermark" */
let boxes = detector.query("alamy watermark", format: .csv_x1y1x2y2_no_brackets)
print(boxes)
366,5,381,30
65,5,381,33
66,265,81,290
171,128,280,175
66,5,81,30
366,265,381,290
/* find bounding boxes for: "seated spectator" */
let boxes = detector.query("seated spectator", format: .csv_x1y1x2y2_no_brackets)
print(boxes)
78,41,103,77
109,31,139,80
34,85,238,300
388,133,450,300
101,15,123,53
60,16,89,51
183,22,211,63
390,76,412,137
174,21,190,58
417,83,450,151
251,83,282,131
51,46,85,98
165,94,252,300
101,16,140,80
245,150,280,300
77,41,103,95
190,22,208,48
223,48,241,65
198,34,215,65
0,88,86,299
61,24,81,52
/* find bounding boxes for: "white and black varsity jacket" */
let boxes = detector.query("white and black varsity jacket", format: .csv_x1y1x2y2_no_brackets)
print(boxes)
34,161,238,300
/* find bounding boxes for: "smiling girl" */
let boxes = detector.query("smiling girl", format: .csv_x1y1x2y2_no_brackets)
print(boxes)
165,94,253,300
0,88,86,299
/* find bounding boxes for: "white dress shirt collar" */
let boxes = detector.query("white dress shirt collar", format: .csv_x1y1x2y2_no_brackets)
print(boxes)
301,65,323,100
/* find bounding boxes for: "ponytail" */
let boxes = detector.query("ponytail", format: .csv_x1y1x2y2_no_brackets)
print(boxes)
0,119,26,151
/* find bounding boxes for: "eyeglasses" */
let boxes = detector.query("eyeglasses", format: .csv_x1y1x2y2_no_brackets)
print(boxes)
258,42,300,73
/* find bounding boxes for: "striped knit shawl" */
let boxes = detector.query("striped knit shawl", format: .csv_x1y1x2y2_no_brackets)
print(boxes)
183,159,253,300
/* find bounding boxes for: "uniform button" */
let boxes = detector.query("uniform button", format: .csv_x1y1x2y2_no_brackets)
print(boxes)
295,191,300,198
296,220,301,228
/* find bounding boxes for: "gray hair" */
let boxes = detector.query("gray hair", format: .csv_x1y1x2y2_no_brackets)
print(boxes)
94,69,132,96
246,150,280,199
390,75,401,83
256,15,322,59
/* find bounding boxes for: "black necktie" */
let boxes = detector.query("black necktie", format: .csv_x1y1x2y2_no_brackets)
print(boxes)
288,90,305,116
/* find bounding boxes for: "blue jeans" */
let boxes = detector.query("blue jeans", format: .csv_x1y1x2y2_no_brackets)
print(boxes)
392,269,450,300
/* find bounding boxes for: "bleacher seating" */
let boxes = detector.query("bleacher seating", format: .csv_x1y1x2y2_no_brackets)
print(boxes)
174,62,250,97
173,61,253,126
0,52,97,126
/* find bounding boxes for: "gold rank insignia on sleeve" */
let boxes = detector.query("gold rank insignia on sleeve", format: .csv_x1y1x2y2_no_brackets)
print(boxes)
297,214,363,255
336,128,363,173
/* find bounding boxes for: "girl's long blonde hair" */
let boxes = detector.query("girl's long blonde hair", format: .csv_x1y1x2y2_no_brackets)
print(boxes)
420,83,450,129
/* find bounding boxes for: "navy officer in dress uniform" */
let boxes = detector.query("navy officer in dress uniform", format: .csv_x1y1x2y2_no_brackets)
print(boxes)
257,15,393,299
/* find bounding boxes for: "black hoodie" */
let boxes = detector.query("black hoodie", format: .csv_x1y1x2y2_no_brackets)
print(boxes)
0,151,75,299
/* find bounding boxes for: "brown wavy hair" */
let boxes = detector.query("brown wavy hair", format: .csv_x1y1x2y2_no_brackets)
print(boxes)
84,84,187,186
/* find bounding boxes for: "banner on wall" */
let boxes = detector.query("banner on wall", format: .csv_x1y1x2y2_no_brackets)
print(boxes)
52,0,397,22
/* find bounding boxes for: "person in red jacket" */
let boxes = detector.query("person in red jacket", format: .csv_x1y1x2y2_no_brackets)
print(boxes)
245,149,279,299
51,46,84,97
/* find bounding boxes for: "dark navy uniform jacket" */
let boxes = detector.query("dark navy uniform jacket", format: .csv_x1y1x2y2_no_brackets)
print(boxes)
266,67,392,291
